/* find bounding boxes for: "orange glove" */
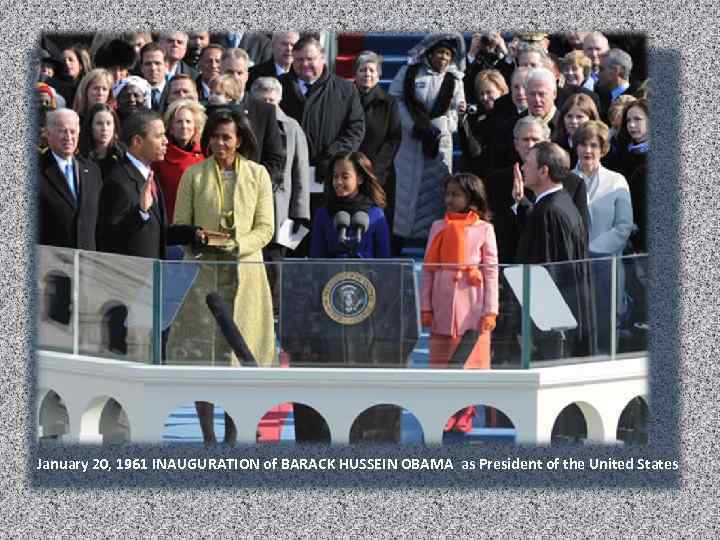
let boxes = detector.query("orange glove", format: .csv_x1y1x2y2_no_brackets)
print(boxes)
421,311,433,327
466,267,483,287
479,313,497,333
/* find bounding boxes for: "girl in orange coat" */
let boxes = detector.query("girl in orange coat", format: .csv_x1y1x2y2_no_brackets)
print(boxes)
421,173,499,432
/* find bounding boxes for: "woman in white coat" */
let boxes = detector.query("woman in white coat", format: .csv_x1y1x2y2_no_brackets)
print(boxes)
389,33,466,244
572,120,634,352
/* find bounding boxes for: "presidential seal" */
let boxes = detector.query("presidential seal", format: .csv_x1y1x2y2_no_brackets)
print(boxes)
322,271,376,325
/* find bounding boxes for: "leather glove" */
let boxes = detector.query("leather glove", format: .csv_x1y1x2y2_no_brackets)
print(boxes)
479,313,497,333
421,311,433,327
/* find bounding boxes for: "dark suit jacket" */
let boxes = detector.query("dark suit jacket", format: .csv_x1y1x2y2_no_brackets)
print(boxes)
485,168,589,264
358,84,401,185
247,59,281,90
97,155,196,259
518,173,590,245
38,151,102,250
597,83,635,123
556,84,600,110
210,32,272,66
205,96,286,188
171,60,198,80
279,67,365,182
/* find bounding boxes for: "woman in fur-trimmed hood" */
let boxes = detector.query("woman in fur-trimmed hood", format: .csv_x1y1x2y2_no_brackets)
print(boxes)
389,32,466,242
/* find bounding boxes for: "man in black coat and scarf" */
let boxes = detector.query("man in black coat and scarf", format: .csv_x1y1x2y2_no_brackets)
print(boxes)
278,35,365,259
279,35,365,187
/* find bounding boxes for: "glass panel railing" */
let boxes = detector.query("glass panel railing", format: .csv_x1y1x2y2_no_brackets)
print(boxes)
617,253,649,356
77,250,156,363
162,257,264,366
521,257,612,367
37,247,649,369
37,245,76,353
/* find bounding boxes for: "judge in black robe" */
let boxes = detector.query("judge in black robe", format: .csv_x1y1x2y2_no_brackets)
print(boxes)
515,142,595,360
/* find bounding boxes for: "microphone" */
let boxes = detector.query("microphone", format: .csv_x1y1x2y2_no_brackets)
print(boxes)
351,211,370,244
333,211,351,243
205,293,258,367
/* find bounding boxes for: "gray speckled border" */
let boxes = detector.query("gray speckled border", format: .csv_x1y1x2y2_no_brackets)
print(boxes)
3,1,713,535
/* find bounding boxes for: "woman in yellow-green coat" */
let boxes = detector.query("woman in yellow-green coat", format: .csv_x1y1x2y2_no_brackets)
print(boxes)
174,108,275,443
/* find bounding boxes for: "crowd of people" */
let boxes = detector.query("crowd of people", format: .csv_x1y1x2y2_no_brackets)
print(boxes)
36,31,648,442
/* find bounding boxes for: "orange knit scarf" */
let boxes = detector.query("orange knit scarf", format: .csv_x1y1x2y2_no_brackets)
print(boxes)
424,211,483,285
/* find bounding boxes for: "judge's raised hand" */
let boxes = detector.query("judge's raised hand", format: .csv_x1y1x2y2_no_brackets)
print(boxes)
139,177,154,213
512,162,524,203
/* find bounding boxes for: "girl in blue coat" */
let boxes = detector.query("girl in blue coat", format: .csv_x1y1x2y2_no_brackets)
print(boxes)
310,151,391,258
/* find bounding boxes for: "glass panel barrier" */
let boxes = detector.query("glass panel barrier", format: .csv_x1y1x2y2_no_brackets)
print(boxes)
617,254,649,356
36,245,76,353
163,258,253,366
77,250,156,363
521,257,611,367
37,249,648,369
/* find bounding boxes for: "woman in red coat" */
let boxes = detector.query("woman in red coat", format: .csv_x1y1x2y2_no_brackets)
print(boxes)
152,99,207,221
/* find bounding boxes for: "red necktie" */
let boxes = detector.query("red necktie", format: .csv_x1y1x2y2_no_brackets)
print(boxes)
147,170,158,202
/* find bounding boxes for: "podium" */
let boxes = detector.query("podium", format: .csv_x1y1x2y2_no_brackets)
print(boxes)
279,259,420,367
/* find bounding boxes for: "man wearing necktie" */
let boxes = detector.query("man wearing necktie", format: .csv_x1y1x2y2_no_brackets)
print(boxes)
98,110,205,259
139,42,168,112
582,32,610,92
38,108,102,250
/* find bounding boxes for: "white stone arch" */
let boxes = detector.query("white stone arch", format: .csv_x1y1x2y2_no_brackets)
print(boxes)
616,394,649,443
79,395,130,443
37,388,70,440
550,400,605,442
159,394,248,444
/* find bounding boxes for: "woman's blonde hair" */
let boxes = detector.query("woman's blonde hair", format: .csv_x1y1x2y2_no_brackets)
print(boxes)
211,74,242,102
474,69,509,99
73,68,113,116
164,99,207,143
560,50,593,80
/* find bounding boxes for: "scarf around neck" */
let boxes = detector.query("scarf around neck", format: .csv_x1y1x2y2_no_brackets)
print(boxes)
628,141,649,154
424,211,483,284
326,193,374,216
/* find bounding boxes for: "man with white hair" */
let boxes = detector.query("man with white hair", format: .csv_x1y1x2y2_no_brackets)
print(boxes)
597,48,634,121
524,67,558,130
39,108,102,250
517,43,547,70
248,31,300,88
582,31,610,90
159,32,198,80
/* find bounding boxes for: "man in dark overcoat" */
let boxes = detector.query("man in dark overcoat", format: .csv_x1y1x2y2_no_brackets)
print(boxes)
38,108,102,250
